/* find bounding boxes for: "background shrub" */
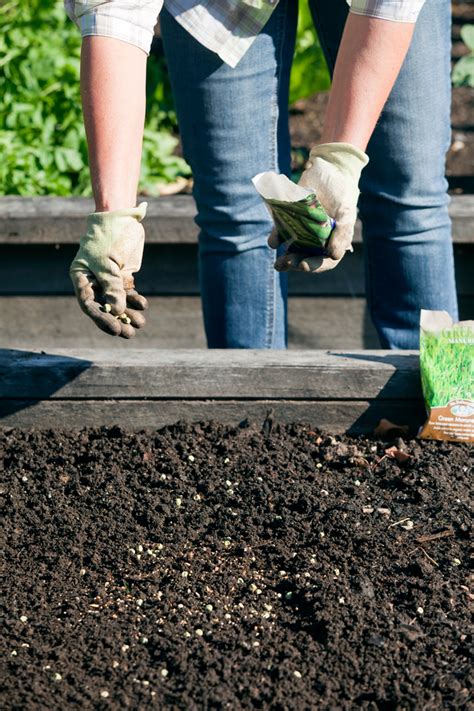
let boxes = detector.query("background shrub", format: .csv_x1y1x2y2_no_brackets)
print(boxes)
0,0,329,196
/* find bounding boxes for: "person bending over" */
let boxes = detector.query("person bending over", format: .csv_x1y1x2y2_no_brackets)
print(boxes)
66,0,458,348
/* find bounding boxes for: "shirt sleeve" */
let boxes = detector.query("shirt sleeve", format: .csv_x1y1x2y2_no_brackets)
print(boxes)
347,0,426,23
64,1,162,54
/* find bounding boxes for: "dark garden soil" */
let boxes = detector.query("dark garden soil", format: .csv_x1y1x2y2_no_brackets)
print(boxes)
2,422,472,710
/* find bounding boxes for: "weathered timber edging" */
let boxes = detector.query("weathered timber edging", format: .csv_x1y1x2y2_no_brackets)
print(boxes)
0,349,424,432
1,194,473,244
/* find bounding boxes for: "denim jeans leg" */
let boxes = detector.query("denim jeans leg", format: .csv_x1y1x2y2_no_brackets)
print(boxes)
310,0,458,350
160,1,297,348
359,0,458,349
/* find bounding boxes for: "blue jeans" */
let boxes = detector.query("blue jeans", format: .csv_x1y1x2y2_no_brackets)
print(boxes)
160,0,458,349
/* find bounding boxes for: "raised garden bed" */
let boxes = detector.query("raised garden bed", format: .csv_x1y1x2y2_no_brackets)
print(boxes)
1,195,473,350
2,422,471,708
0,349,425,433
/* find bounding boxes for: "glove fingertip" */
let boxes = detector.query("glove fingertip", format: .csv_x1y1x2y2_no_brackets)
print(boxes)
267,229,283,250
105,292,127,316
327,244,346,261
119,324,136,340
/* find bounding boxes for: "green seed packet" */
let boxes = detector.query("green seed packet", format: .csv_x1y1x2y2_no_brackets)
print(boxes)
419,310,474,443
252,172,335,251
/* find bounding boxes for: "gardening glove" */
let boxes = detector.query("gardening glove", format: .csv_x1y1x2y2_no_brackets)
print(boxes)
70,203,148,338
269,142,368,273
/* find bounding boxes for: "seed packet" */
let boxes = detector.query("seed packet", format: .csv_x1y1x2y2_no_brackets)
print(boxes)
252,172,335,254
418,310,474,442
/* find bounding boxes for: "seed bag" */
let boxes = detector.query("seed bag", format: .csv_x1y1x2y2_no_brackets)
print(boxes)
252,172,335,254
418,310,474,442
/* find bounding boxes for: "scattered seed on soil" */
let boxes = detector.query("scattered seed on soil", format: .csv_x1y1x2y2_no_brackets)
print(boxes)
100,690,109,698
2,423,471,709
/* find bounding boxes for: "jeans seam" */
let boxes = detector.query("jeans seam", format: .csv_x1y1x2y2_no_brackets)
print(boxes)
265,0,287,349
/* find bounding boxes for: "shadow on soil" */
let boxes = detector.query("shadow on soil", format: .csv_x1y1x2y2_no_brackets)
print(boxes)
0,348,92,424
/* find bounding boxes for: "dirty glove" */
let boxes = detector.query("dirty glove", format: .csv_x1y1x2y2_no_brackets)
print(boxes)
269,143,368,273
70,203,148,338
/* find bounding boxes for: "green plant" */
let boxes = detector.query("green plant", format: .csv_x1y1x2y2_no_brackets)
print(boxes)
0,0,189,196
1,0,328,196
289,3,330,104
452,24,474,88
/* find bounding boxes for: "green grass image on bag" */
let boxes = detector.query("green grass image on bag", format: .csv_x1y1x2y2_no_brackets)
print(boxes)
419,310,474,443
420,328,474,408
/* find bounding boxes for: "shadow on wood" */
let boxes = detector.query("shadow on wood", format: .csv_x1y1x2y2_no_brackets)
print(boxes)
332,351,424,435
0,349,424,434
0,349,92,422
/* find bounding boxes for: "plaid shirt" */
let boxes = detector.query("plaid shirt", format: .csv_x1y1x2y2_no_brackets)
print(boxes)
64,0,426,68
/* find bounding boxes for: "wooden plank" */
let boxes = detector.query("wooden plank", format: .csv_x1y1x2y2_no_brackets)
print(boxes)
2,243,473,296
0,196,199,245
0,398,425,434
0,348,421,400
2,294,472,352
0,295,383,350
0,194,472,244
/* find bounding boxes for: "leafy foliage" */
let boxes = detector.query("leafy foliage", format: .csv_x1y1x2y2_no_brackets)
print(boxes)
289,2,330,105
1,0,328,196
0,0,189,196
452,24,474,88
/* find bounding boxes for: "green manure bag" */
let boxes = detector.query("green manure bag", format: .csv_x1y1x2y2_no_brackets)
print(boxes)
419,310,474,443
252,172,335,253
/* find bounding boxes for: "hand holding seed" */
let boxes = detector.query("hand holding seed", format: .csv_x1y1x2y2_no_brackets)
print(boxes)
70,203,148,339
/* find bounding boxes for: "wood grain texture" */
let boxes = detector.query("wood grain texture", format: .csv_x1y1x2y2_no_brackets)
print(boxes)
0,196,199,244
2,243,473,296
0,348,421,400
0,195,472,244
0,295,382,350
0,398,425,434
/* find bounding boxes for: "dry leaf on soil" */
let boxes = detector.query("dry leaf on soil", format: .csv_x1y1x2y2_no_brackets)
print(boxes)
384,446,411,463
